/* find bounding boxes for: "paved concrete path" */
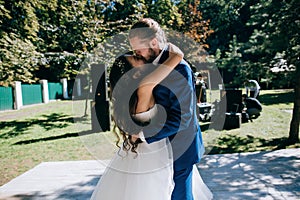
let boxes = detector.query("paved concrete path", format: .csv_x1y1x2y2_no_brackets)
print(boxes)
0,148,299,200
197,148,299,200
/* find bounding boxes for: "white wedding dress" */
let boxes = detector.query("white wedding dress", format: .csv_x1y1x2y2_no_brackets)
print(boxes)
90,105,213,200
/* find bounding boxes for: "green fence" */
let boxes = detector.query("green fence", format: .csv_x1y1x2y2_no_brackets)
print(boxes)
0,86,14,111
48,82,63,100
21,84,43,105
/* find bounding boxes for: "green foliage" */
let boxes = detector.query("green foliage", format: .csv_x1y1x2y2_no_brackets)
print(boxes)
177,0,212,47
200,0,299,141
244,0,299,87
0,33,41,86
201,0,298,89
0,0,213,85
1,0,296,88
145,0,182,28
200,0,255,53
0,0,11,26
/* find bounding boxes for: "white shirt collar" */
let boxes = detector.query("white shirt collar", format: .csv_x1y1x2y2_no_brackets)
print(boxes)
152,44,168,65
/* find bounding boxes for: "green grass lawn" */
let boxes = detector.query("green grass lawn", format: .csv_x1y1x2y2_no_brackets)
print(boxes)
0,89,299,186
0,101,96,186
202,89,299,154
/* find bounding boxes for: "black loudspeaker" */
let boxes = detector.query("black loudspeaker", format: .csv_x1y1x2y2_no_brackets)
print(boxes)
220,89,243,113
223,113,242,130
90,64,110,132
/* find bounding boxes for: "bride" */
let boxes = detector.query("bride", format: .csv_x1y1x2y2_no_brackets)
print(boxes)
90,43,213,200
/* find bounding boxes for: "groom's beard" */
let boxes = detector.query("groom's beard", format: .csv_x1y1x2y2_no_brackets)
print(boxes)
136,48,157,63
146,48,157,63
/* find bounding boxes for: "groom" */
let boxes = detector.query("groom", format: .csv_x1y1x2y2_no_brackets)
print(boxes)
128,18,205,200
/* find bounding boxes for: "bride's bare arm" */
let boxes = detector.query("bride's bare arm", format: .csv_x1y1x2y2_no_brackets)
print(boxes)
135,43,184,113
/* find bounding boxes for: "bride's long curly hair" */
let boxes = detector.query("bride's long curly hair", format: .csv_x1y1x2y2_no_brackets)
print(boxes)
113,90,143,155
109,54,148,154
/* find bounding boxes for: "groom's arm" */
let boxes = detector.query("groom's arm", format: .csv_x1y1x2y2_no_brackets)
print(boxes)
142,62,196,143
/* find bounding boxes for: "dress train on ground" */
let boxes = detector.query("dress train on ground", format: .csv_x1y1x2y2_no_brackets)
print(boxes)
90,138,213,200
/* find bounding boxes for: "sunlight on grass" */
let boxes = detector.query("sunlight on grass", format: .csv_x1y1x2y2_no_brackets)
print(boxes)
0,89,299,186
203,89,299,154
0,101,96,185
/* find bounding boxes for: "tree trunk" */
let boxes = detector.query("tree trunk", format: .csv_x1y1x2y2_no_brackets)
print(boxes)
288,66,300,143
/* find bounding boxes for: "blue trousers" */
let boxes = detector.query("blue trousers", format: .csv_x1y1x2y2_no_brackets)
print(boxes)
171,165,194,200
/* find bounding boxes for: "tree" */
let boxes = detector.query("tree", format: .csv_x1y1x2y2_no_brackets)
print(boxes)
145,0,182,28
35,0,94,81
246,0,299,142
198,0,299,141
0,0,214,86
276,0,299,142
199,0,257,54
0,0,42,86
165,0,213,70
198,0,261,86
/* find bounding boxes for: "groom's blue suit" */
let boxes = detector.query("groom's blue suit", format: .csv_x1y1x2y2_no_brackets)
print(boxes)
142,46,205,200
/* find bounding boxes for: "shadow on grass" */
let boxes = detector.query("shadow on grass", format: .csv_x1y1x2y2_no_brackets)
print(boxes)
0,113,87,139
13,129,95,145
207,134,299,155
259,90,294,105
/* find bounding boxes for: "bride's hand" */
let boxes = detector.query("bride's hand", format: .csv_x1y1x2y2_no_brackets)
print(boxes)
130,134,140,142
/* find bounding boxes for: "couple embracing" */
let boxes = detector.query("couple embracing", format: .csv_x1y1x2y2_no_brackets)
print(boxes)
91,18,213,200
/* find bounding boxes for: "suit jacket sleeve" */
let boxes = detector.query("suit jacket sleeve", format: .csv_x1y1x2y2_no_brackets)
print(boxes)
143,61,196,143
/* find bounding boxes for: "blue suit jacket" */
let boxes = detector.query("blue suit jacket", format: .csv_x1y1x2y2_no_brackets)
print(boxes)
143,48,205,171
